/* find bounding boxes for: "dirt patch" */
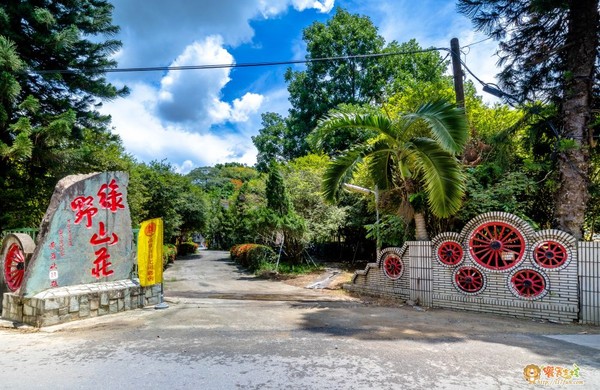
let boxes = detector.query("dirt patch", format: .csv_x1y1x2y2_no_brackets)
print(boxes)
279,270,354,290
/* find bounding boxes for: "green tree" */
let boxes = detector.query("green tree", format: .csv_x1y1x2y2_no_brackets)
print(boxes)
381,39,452,98
0,1,127,129
312,100,468,240
187,163,258,197
261,162,306,262
0,1,128,230
284,7,388,158
266,161,291,216
283,154,347,244
130,161,208,243
251,112,288,172
458,0,599,239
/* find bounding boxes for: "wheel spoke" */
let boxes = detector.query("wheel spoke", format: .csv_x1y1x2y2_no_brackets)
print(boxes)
534,240,568,269
511,269,545,298
455,267,484,293
4,243,27,291
469,222,525,270
383,254,403,279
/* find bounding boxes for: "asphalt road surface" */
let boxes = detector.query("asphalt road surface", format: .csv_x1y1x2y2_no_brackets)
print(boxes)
1,250,599,389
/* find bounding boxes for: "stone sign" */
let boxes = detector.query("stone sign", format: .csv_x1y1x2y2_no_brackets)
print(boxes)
20,172,134,297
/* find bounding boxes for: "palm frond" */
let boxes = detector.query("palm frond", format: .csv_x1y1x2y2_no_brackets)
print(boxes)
405,100,468,154
365,139,397,191
408,137,465,218
311,112,397,150
322,145,368,202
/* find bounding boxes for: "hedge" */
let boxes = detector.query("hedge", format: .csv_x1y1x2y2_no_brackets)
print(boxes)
230,243,277,271
163,244,177,268
177,241,198,256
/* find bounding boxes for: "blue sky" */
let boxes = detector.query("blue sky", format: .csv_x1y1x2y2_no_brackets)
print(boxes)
102,0,500,173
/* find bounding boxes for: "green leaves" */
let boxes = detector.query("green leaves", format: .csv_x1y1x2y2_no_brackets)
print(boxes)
0,36,23,71
322,146,367,202
405,100,468,154
314,98,468,222
407,138,465,218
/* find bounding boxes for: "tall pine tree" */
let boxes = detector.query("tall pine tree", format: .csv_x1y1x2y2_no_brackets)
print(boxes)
0,1,127,229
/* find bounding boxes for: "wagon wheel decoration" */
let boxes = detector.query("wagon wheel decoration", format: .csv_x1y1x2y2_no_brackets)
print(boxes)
437,241,464,266
510,269,547,299
469,221,525,271
1,233,36,293
382,253,404,280
4,244,27,291
533,240,568,269
454,266,485,294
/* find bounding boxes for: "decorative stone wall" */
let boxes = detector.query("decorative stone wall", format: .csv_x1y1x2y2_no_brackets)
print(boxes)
345,245,410,300
2,280,161,327
345,212,582,324
431,212,578,323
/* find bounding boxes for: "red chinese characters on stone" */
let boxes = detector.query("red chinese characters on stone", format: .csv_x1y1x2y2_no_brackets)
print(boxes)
70,178,124,279
90,222,119,246
71,196,98,228
91,247,114,279
90,222,118,279
97,179,125,212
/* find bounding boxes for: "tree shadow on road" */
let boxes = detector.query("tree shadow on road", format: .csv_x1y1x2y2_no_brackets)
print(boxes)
296,300,600,369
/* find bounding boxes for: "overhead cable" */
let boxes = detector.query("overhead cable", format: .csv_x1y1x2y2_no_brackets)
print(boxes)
29,47,447,75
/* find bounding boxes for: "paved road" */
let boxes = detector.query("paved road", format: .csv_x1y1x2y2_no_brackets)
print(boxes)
1,251,599,389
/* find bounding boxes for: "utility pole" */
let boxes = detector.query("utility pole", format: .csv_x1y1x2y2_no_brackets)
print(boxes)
450,38,465,109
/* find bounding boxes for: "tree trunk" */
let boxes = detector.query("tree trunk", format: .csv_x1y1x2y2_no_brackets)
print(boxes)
555,0,599,239
414,212,429,241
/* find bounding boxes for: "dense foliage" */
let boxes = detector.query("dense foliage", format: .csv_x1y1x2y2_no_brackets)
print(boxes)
0,1,208,249
0,1,130,229
458,0,599,239
2,3,599,271
230,243,277,271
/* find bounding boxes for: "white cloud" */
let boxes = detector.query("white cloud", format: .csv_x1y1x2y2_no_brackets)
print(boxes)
102,82,259,173
152,37,266,128
231,93,265,122
291,0,334,13
258,0,335,17
157,36,234,125
111,0,336,71
173,160,195,174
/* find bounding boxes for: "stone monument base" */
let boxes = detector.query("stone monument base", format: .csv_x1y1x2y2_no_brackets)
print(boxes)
1,279,161,327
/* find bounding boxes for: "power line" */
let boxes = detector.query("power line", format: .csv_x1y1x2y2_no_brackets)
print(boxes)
29,47,447,75
461,36,494,49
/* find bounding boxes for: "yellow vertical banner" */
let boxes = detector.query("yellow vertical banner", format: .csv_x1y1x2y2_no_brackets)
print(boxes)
137,218,164,286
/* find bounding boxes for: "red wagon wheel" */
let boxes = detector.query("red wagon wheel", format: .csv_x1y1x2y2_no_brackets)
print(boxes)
454,266,485,293
1,233,35,294
4,244,26,291
437,241,463,266
533,240,568,269
510,269,546,298
469,221,525,271
382,253,403,280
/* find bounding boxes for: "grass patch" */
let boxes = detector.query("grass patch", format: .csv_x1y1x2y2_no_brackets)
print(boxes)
255,260,324,277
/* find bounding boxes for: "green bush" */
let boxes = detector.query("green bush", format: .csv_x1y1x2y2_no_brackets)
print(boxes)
177,241,198,256
230,243,277,271
163,244,177,268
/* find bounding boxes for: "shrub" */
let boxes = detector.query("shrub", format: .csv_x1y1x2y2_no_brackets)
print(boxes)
163,244,177,268
230,243,277,271
177,241,198,256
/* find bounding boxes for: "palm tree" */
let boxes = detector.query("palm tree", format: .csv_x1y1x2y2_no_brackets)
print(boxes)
311,100,468,240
